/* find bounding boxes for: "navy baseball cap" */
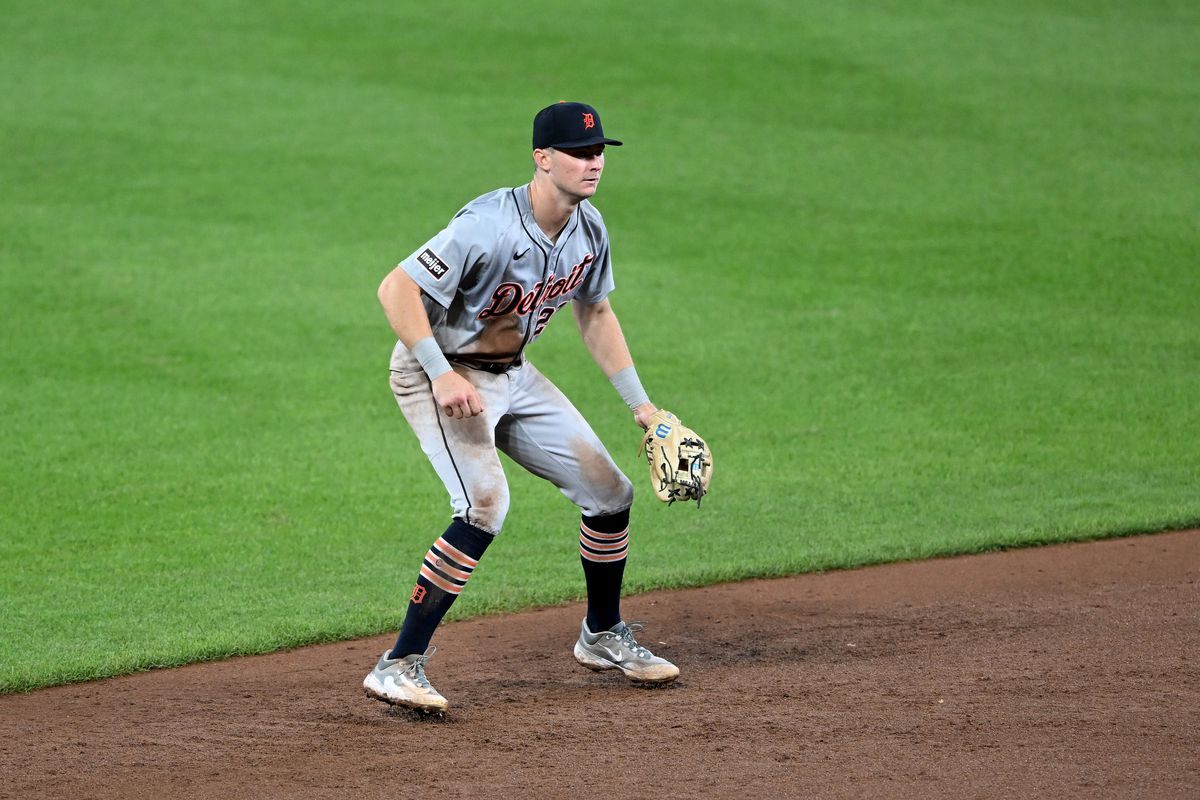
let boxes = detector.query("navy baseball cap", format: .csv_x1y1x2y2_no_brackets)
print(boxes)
532,101,623,149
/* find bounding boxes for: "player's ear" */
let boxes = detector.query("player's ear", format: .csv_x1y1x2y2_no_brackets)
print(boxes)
532,147,553,173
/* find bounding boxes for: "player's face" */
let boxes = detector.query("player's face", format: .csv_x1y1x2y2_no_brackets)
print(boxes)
549,144,605,199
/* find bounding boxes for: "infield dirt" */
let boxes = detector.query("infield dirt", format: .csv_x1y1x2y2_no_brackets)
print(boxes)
2,531,1196,799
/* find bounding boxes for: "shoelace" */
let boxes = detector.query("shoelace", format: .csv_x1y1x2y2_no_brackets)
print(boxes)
613,623,651,658
402,646,436,688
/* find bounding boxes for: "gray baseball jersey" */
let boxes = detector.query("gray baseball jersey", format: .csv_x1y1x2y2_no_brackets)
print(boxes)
394,184,614,369
387,183,632,534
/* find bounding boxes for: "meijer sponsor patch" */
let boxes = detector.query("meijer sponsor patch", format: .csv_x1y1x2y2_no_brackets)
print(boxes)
417,248,450,280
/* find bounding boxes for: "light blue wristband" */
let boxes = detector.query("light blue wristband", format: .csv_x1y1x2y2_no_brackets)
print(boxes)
609,366,650,410
411,336,453,381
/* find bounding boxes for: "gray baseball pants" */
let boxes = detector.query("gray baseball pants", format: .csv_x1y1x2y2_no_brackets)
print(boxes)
389,350,634,535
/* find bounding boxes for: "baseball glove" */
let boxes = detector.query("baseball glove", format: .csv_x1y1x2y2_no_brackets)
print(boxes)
639,409,713,507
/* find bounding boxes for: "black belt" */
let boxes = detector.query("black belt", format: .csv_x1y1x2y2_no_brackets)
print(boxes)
449,356,523,374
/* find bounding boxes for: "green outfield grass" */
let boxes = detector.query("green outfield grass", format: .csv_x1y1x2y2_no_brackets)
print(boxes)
2,0,1198,692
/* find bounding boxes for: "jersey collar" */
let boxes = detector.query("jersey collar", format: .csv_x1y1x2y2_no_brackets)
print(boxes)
516,183,580,248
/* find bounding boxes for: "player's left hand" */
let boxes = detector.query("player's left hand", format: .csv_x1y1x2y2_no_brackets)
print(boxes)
633,402,657,430
638,409,713,507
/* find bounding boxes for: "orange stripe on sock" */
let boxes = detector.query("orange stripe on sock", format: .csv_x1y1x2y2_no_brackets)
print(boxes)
419,564,462,594
580,535,628,552
434,537,479,568
579,522,630,541
425,550,472,581
580,546,628,562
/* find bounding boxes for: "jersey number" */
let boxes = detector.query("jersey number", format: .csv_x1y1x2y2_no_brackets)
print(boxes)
533,304,563,337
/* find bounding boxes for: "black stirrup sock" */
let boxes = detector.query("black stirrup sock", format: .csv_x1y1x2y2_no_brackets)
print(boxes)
389,518,493,659
578,508,631,632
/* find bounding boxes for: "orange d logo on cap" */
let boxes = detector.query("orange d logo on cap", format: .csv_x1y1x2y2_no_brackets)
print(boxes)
532,101,623,149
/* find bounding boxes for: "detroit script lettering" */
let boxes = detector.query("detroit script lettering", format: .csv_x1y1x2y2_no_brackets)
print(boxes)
478,254,594,320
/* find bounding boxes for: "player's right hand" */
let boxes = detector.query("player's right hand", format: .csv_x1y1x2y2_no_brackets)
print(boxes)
432,371,485,419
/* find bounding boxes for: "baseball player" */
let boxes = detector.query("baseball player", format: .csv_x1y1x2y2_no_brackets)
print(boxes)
363,102,679,713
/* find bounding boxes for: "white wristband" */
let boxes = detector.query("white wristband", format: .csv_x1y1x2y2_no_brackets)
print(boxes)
411,336,453,381
609,366,650,410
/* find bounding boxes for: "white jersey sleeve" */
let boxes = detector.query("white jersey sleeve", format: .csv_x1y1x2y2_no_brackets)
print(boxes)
398,206,494,309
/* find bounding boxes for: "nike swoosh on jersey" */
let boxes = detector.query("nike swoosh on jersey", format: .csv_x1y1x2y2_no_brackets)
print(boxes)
513,248,530,261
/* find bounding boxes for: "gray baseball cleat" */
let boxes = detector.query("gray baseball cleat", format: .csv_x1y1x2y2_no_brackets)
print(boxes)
362,647,448,712
573,620,680,684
